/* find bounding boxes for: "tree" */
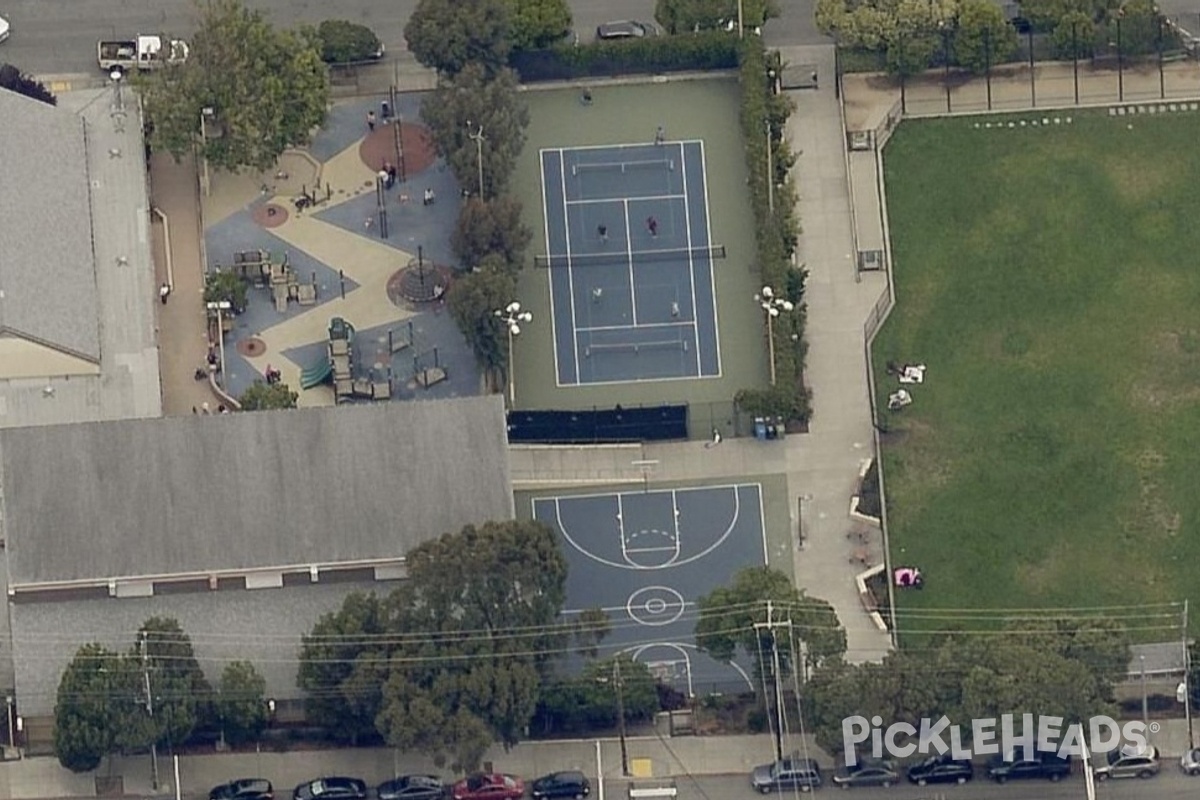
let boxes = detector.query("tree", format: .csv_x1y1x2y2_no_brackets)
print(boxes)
405,0,512,76
217,661,268,745
53,644,121,772
136,617,212,748
447,260,518,371
572,608,613,659
534,656,659,735
375,519,568,770
204,270,249,313
1103,0,1162,57
316,20,383,63
509,0,573,50
655,0,780,33
953,0,1018,72
297,592,389,745
0,64,56,106
1052,11,1096,57
139,0,328,172
239,381,298,410
451,196,533,272
694,567,847,674
421,64,529,200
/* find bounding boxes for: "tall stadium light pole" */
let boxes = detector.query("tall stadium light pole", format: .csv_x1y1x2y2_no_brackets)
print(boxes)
755,286,793,386
206,301,231,387
200,106,215,197
468,124,486,198
495,301,531,405
738,0,744,38
765,121,775,213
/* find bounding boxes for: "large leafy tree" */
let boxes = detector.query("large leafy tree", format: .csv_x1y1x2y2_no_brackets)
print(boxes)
447,260,518,372
534,656,659,735
420,64,529,200
695,566,847,676
240,381,299,410
0,64,56,106
656,0,780,33
139,0,328,172
509,0,572,50
53,645,122,772
953,0,1018,72
137,617,213,748
405,0,512,76
297,592,389,745
216,661,268,745
375,520,568,770
452,196,533,273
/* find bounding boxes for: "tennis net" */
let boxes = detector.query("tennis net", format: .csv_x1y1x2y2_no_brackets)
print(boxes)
584,340,690,357
571,159,675,176
535,244,725,269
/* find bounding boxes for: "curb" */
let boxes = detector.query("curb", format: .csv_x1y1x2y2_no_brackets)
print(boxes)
33,73,106,93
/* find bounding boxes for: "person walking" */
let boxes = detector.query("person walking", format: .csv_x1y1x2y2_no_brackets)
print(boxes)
647,216,658,237
386,162,398,187
366,110,376,131
597,224,608,243
654,125,665,145
159,283,170,304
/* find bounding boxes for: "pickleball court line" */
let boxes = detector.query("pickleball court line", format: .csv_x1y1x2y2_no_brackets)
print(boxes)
677,142,702,372
558,149,582,385
565,193,686,207
697,140,722,378
540,149,565,387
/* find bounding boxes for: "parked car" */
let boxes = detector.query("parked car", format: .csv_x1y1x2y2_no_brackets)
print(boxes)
1094,744,1159,780
751,757,823,793
377,776,445,800
595,20,658,40
831,759,899,788
906,755,973,786
531,771,590,800
451,774,524,800
1181,747,1200,775
986,752,1071,783
0,13,10,44
293,778,369,800
211,780,274,800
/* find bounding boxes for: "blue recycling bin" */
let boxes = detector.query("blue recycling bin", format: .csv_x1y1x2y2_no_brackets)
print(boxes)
754,417,768,441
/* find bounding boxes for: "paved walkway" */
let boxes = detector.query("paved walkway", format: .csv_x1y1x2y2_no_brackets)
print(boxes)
149,152,225,415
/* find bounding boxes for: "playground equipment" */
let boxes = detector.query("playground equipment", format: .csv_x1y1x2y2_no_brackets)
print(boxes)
222,250,318,312
300,317,393,400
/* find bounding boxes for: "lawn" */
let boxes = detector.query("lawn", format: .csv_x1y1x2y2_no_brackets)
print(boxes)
872,111,1200,636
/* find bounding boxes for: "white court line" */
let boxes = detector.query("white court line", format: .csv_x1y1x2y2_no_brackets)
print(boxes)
565,193,686,207
563,138,704,153
576,320,694,333
678,142,702,374
624,544,678,554
672,487,682,544
697,140,722,379
541,150,565,388
622,198,638,325
616,492,627,541
756,484,769,566
559,149,582,386
627,643,695,697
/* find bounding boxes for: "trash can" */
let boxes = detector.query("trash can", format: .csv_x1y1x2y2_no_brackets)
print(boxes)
754,417,768,440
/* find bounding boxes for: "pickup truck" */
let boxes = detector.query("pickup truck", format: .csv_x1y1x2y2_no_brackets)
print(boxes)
97,35,189,73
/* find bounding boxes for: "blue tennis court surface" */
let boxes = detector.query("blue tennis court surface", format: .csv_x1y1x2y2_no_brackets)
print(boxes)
539,141,721,386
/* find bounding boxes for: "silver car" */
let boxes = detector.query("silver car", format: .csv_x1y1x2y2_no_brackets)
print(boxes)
0,14,10,44
1180,747,1200,775
1094,744,1159,780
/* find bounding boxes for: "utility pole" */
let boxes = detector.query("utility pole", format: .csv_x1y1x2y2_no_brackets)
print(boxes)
754,601,789,762
1185,601,1194,749
613,659,629,776
139,631,160,792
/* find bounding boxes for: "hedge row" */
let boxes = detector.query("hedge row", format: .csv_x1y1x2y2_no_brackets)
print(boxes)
510,30,740,82
733,40,810,426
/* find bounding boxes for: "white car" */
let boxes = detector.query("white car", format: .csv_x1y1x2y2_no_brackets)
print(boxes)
0,14,10,44
1181,747,1200,775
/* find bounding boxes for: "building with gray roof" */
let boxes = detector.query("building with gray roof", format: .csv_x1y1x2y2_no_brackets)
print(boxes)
2,396,514,733
0,84,161,428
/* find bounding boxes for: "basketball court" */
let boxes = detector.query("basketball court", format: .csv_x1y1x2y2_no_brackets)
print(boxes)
532,483,767,694
539,141,723,387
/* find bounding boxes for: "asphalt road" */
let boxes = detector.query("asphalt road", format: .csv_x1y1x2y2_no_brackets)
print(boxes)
0,0,823,77
679,770,1200,800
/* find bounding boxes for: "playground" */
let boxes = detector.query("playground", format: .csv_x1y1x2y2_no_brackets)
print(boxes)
200,92,478,407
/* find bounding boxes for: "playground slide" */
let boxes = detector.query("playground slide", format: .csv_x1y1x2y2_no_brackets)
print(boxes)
300,359,333,390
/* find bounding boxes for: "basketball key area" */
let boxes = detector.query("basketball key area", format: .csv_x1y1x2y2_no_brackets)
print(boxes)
532,484,766,694
539,141,723,386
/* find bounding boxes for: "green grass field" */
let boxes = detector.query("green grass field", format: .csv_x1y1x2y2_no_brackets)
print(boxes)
873,112,1200,636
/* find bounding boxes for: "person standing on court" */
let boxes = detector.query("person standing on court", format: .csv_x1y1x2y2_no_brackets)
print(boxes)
597,224,608,243
654,126,665,145
647,216,658,237
366,110,376,131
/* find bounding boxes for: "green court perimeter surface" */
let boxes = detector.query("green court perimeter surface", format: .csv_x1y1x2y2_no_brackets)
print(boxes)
511,78,769,430
873,112,1200,635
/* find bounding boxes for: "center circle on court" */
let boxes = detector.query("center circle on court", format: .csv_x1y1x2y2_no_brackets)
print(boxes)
626,586,686,627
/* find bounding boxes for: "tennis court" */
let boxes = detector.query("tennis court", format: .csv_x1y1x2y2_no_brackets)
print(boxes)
539,141,722,386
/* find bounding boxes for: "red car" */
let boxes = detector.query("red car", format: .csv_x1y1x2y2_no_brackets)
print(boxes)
451,774,524,800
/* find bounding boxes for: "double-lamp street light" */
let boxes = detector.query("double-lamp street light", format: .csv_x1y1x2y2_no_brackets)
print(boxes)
755,285,793,386
495,301,532,405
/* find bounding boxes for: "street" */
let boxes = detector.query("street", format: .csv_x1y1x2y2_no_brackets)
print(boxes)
676,771,1200,800
0,0,823,77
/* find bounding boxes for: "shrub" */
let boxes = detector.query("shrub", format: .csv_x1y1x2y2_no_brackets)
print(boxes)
510,30,739,81
317,20,382,63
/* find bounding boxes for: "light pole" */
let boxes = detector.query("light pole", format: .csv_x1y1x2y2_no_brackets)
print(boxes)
755,286,793,386
206,301,231,388
765,120,774,213
200,107,215,197
468,123,486,198
737,0,744,38
494,301,532,405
